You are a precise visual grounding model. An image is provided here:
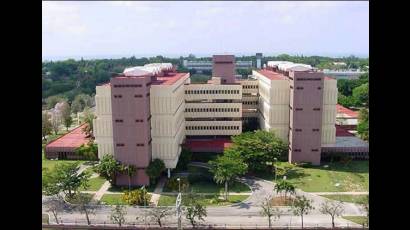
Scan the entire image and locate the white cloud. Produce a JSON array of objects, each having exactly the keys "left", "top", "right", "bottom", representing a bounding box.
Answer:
[{"left": 42, "top": 1, "right": 88, "bottom": 37}]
